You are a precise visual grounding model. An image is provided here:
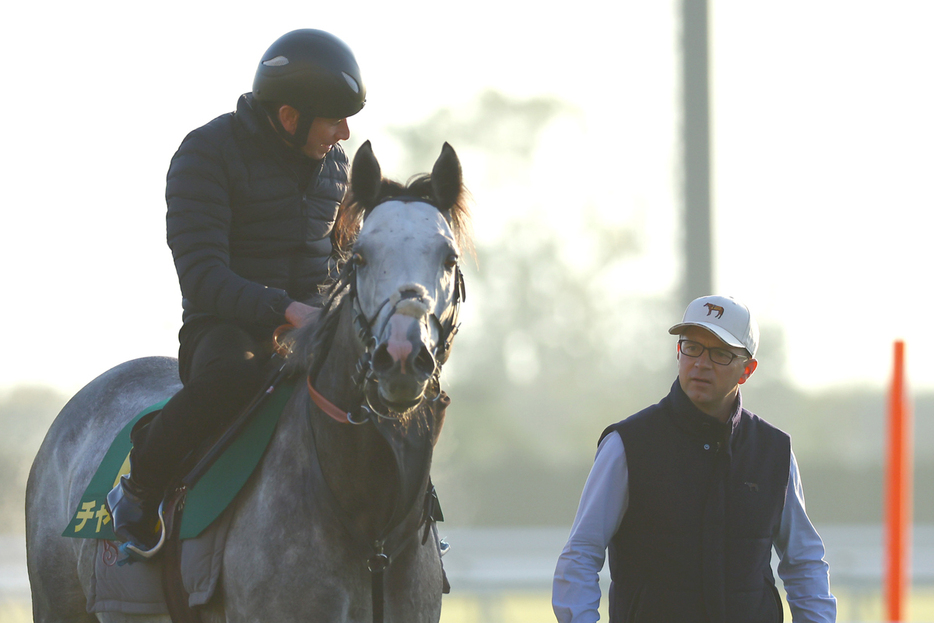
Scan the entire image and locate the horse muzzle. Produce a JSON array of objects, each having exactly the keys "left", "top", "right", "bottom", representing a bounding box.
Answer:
[{"left": 370, "top": 301, "right": 438, "bottom": 409}]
